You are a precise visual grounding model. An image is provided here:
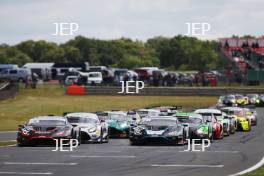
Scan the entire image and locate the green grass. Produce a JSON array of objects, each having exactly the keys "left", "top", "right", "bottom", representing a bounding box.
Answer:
[
  {"left": 0, "top": 140, "right": 17, "bottom": 146},
  {"left": 242, "top": 166, "right": 264, "bottom": 176},
  {"left": 0, "top": 84, "right": 217, "bottom": 131}
]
